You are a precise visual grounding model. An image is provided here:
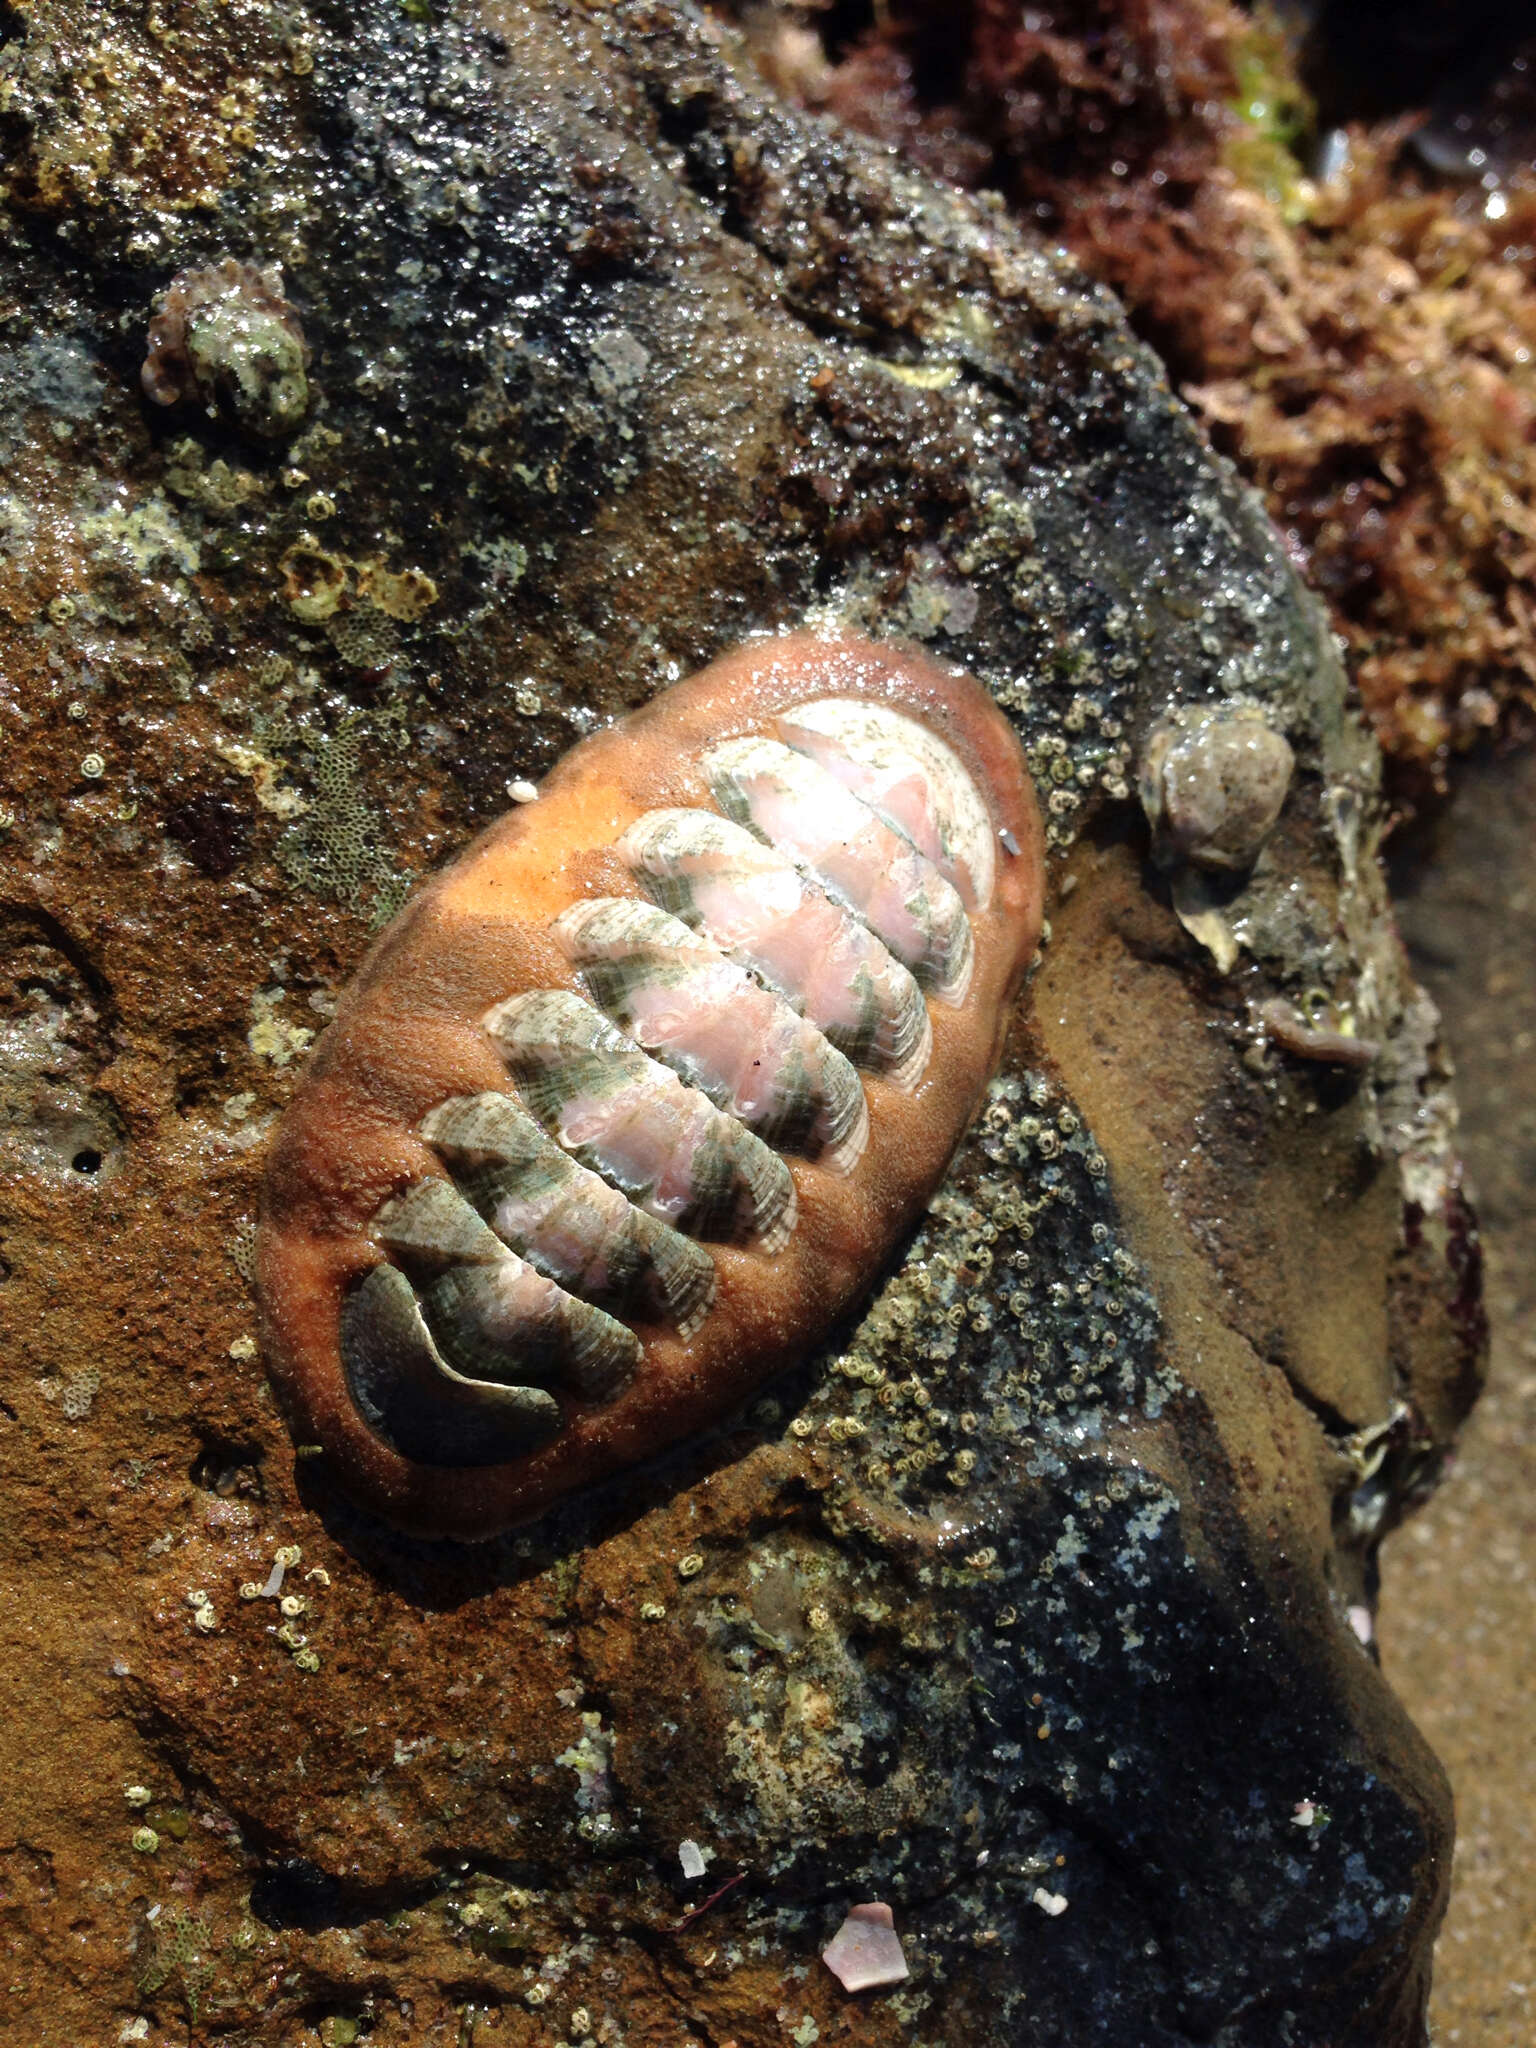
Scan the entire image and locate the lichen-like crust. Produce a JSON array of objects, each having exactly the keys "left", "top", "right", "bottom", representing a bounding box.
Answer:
[{"left": 255, "top": 631, "right": 1044, "bottom": 1538}]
